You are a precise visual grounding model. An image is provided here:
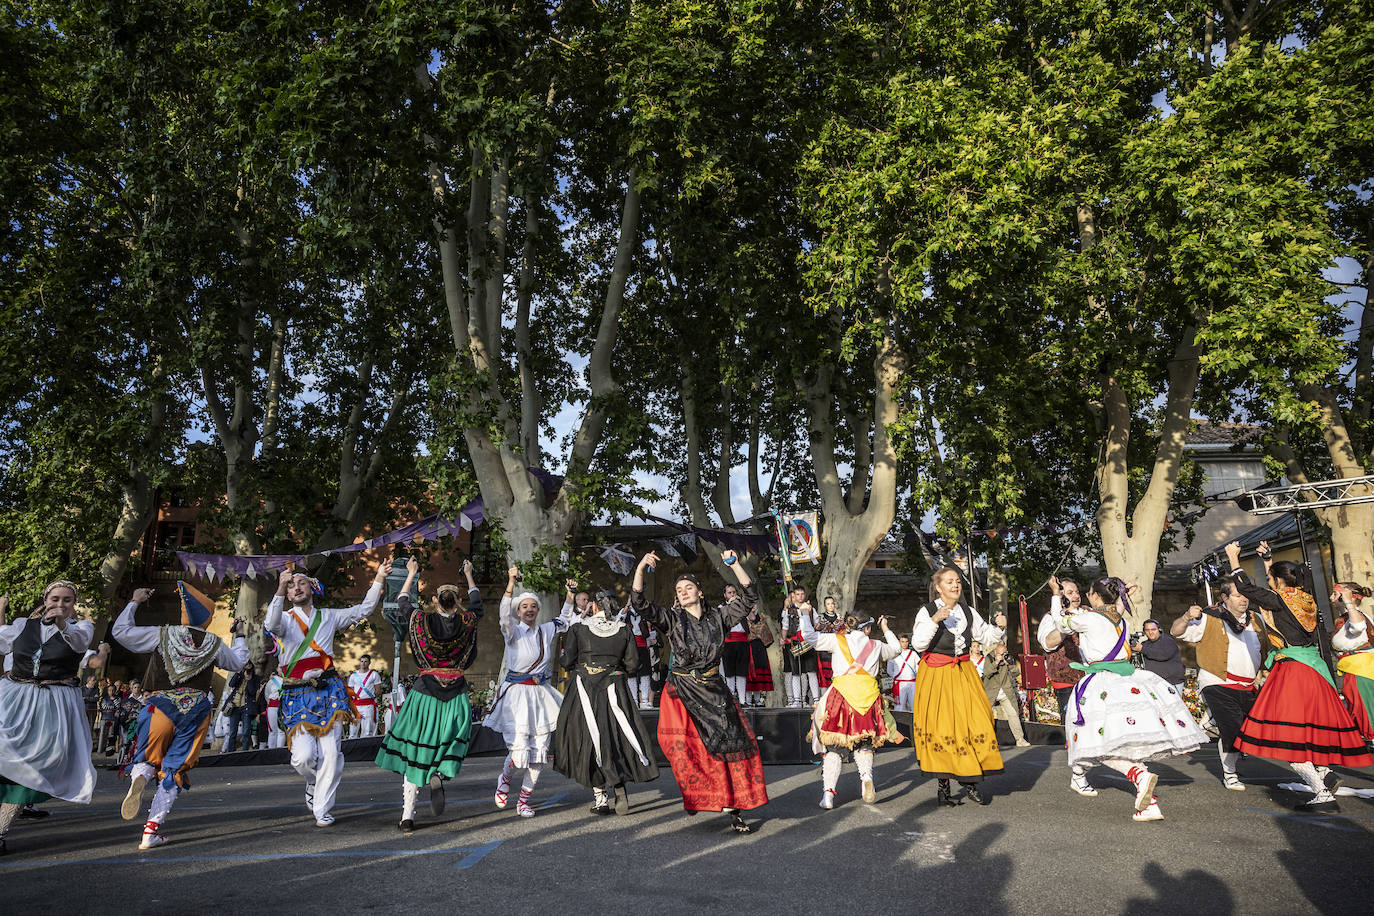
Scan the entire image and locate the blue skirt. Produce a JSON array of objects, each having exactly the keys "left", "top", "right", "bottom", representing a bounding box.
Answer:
[{"left": 280, "top": 673, "right": 355, "bottom": 745}]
